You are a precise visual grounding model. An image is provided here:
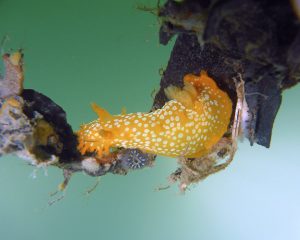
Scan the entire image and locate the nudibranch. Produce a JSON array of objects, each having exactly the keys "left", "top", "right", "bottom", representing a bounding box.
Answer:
[{"left": 77, "top": 71, "right": 232, "bottom": 159}]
